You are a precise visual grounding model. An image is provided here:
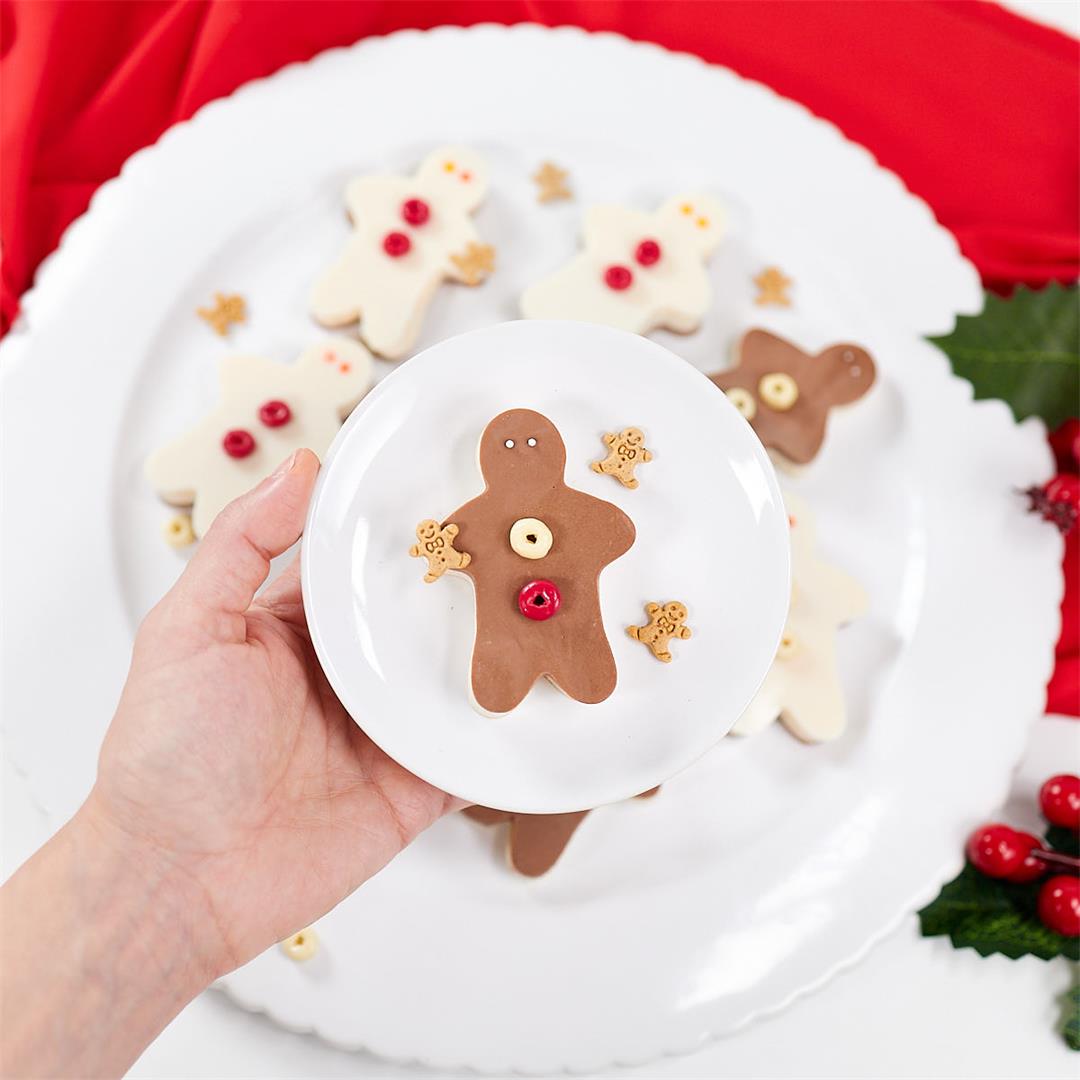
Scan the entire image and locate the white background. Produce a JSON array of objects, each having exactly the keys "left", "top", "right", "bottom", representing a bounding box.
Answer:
[{"left": 2, "top": 2, "right": 1077, "bottom": 1077}]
